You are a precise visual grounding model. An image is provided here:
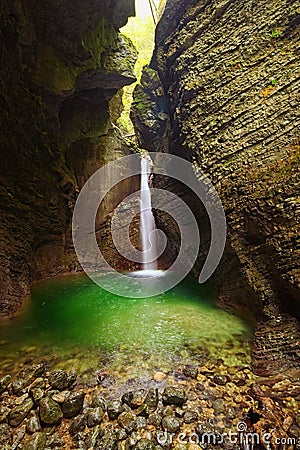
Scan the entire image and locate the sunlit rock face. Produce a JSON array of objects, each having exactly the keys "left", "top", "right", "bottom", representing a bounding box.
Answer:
[
  {"left": 132, "top": 0, "right": 300, "bottom": 375},
  {"left": 0, "top": 0, "right": 137, "bottom": 317}
]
